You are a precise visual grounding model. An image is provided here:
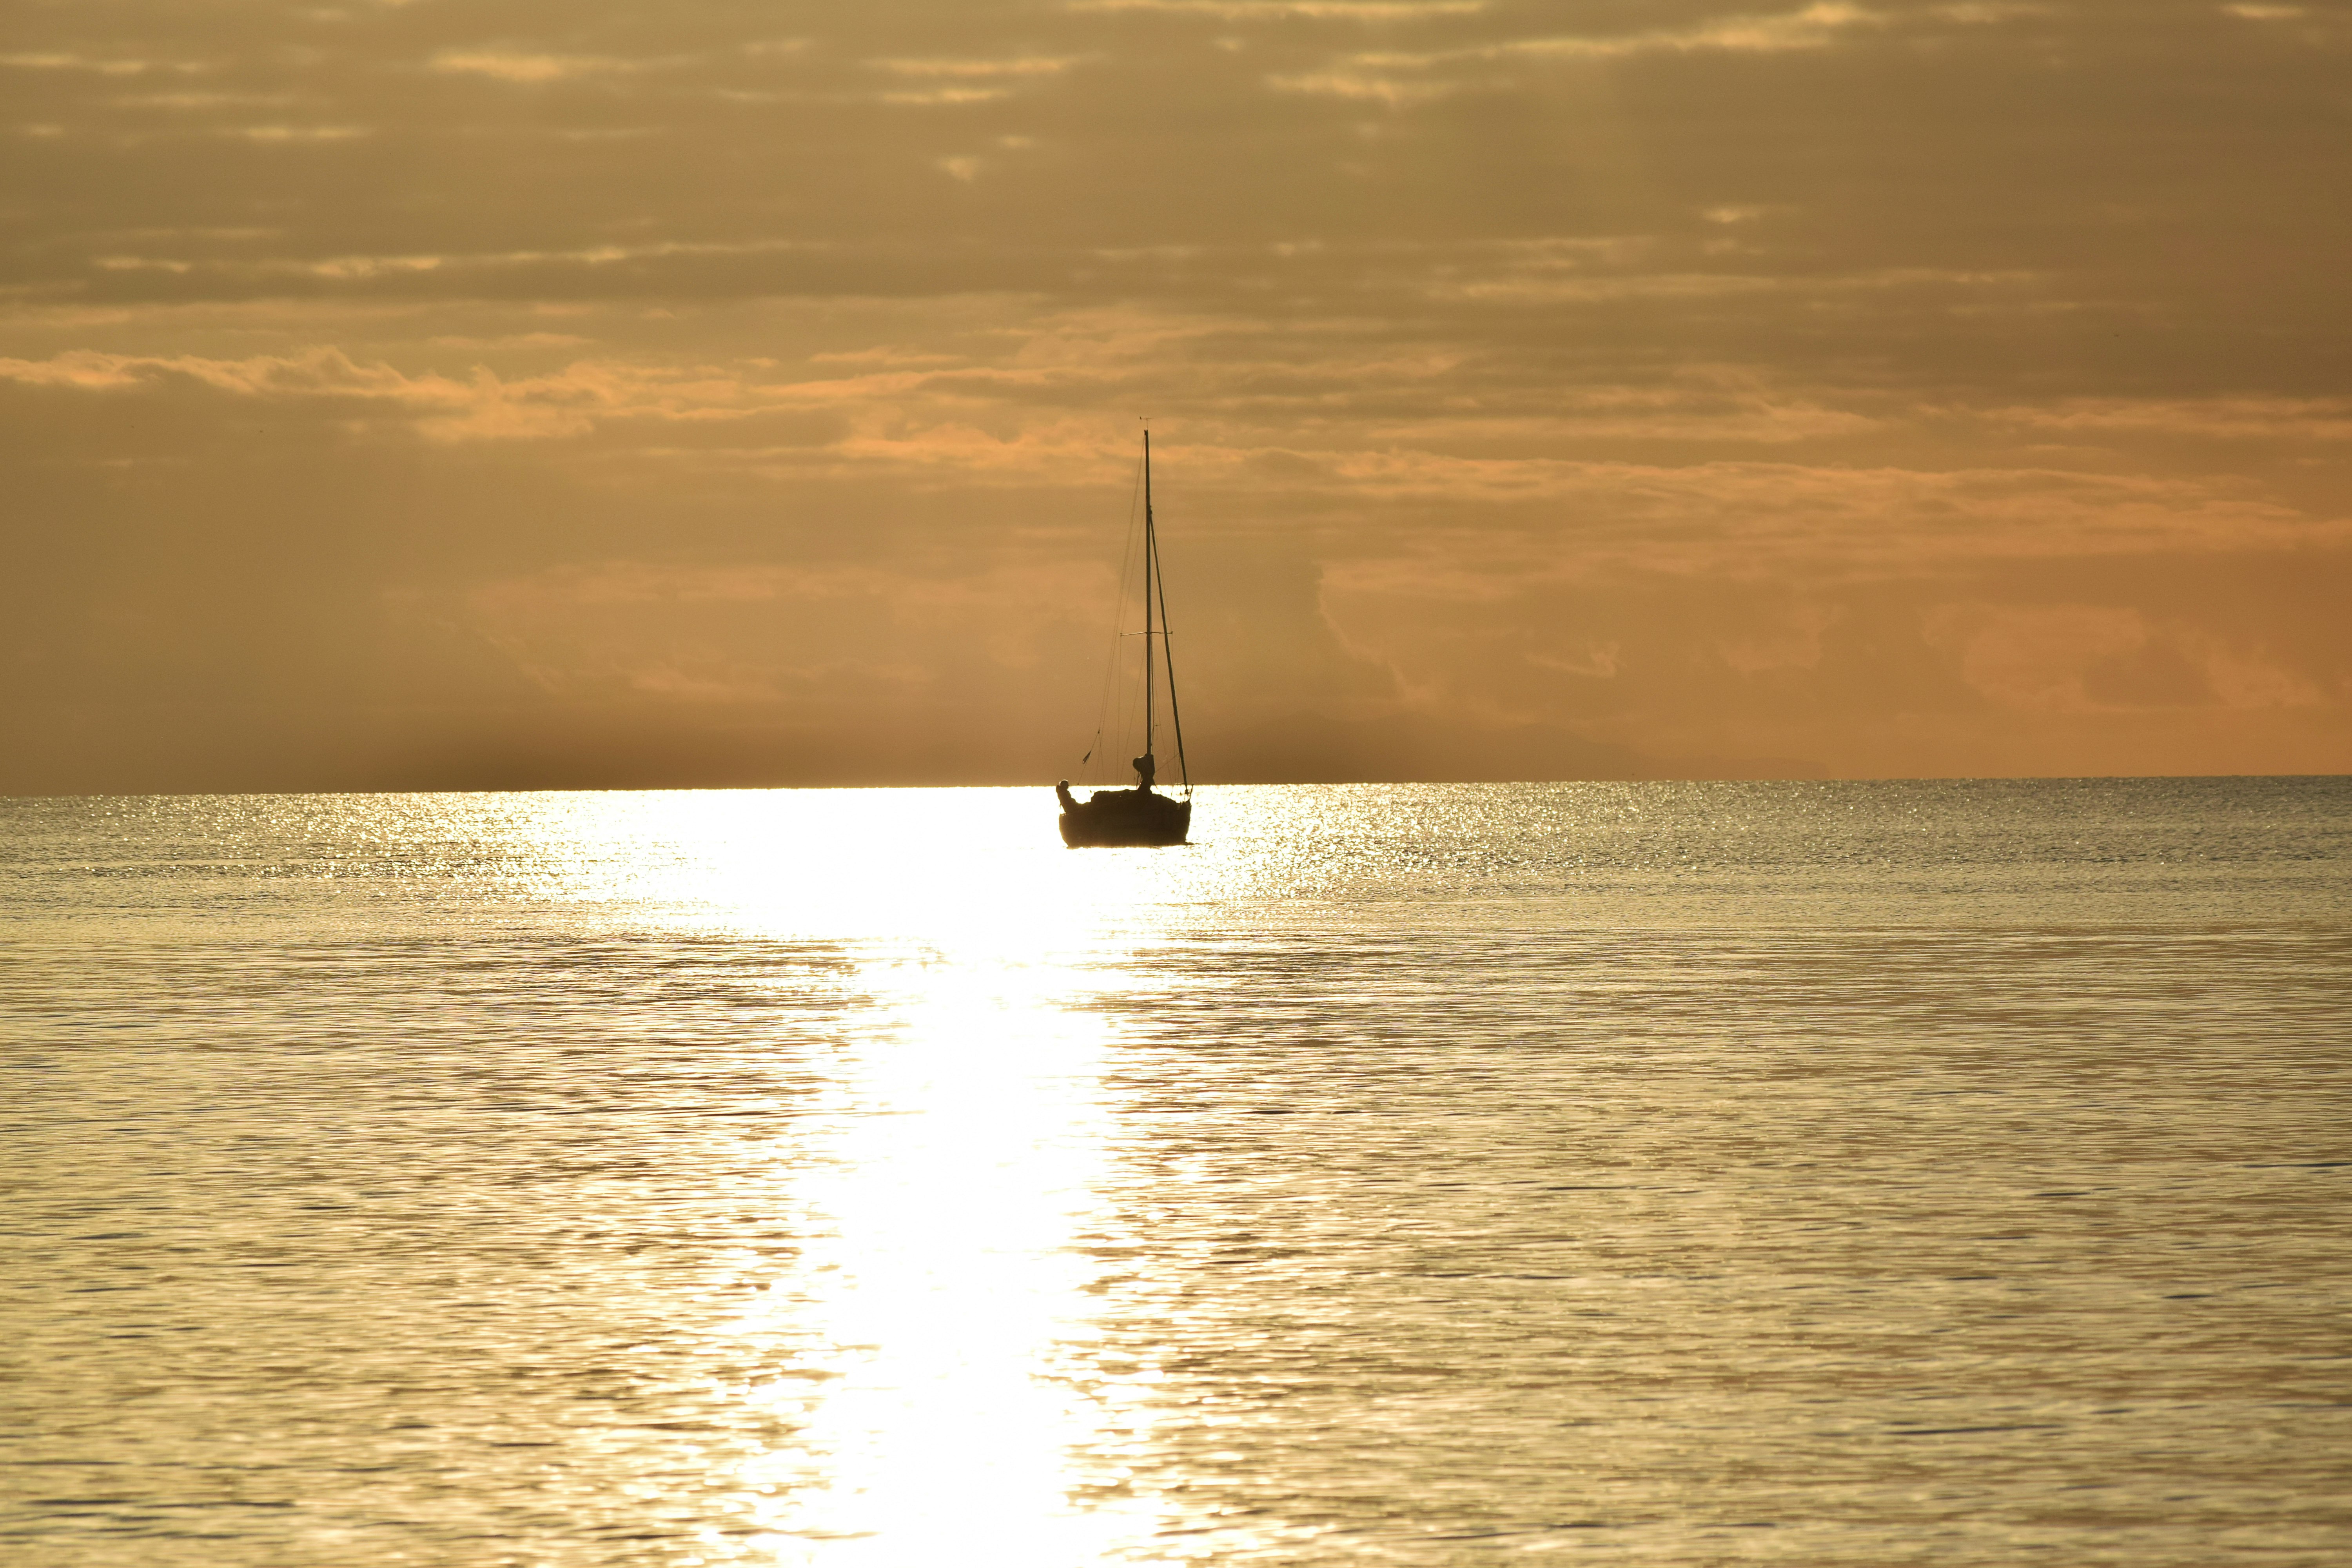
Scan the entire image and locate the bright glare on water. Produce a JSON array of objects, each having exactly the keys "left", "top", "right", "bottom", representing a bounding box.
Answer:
[{"left": 4, "top": 780, "right": 2349, "bottom": 1566}]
